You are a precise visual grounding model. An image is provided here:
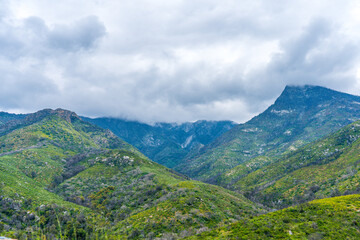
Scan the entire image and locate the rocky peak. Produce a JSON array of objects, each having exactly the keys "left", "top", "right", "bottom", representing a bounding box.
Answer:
[
  {"left": 272, "top": 85, "right": 360, "bottom": 110},
  {"left": 24, "top": 108, "right": 81, "bottom": 124}
]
